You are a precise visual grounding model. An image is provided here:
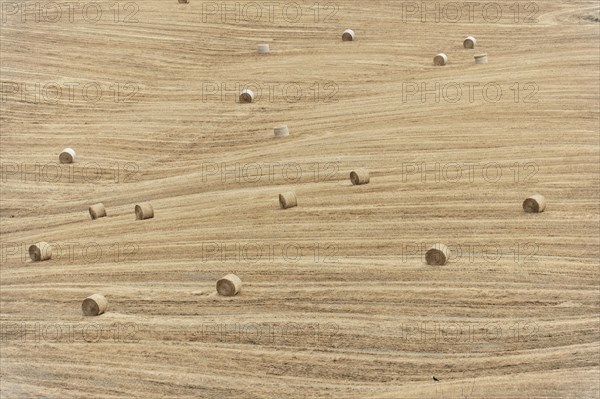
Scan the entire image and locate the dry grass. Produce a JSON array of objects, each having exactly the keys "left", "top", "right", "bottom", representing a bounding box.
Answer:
[{"left": 1, "top": 0, "right": 599, "bottom": 397}]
